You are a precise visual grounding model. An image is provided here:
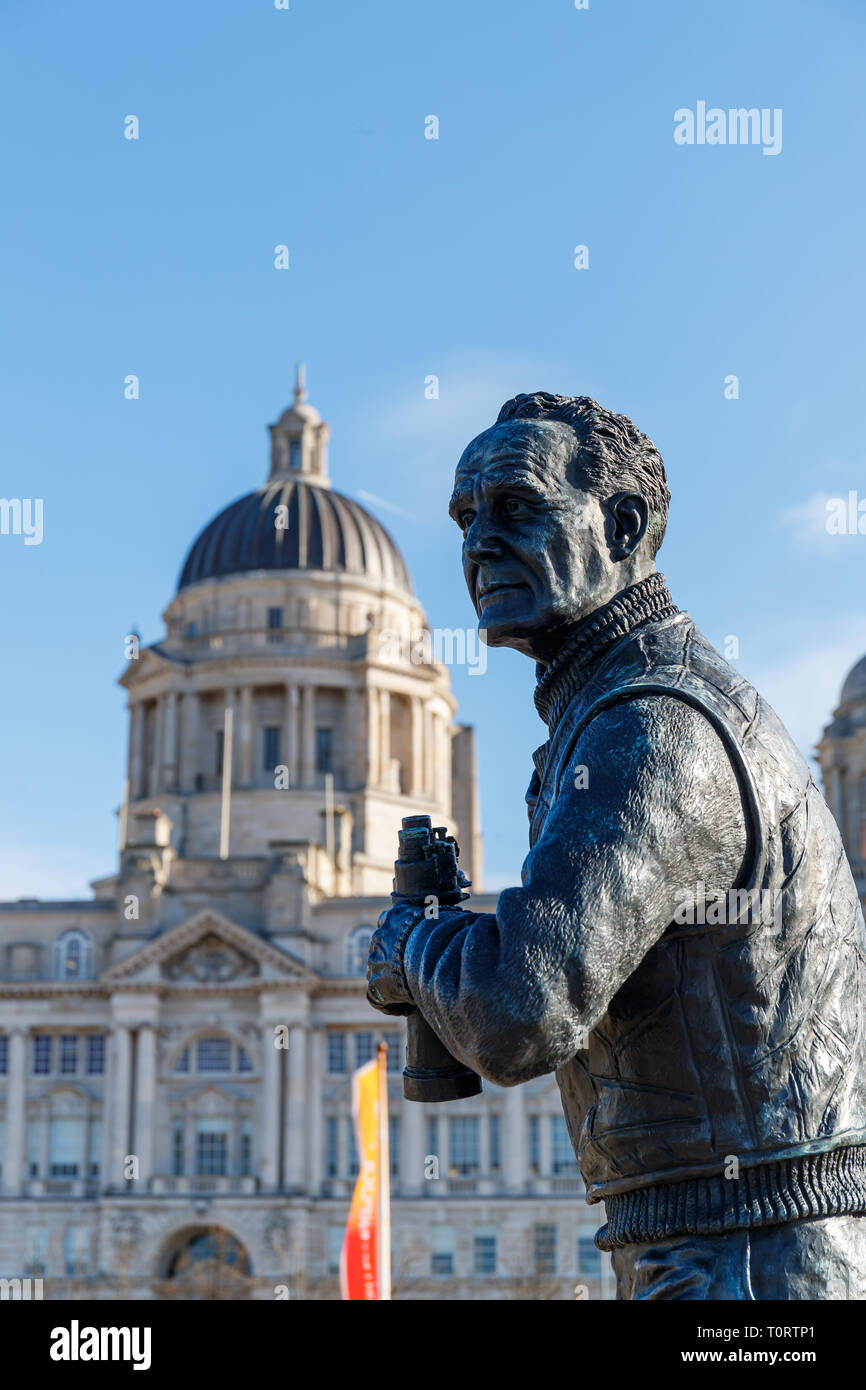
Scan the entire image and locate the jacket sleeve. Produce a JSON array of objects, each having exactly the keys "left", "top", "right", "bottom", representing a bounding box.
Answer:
[{"left": 402, "top": 694, "right": 748, "bottom": 1085}]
